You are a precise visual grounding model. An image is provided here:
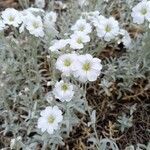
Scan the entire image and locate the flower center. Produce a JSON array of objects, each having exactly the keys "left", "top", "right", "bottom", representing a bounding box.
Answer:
[
  {"left": 9, "top": 16, "right": 14, "bottom": 22},
  {"left": 48, "top": 115, "right": 55, "bottom": 124},
  {"left": 82, "top": 62, "right": 91, "bottom": 71},
  {"left": 79, "top": 25, "right": 85, "bottom": 31},
  {"left": 105, "top": 25, "right": 111, "bottom": 32},
  {"left": 77, "top": 37, "right": 83, "bottom": 44},
  {"left": 32, "top": 22, "right": 39, "bottom": 29},
  {"left": 64, "top": 59, "right": 71, "bottom": 67},
  {"left": 61, "top": 83, "right": 68, "bottom": 91},
  {"left": 141, "top": 8, "right": 147, "bottom": 15}
]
